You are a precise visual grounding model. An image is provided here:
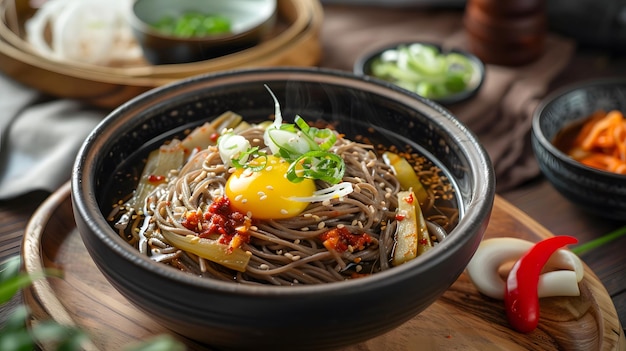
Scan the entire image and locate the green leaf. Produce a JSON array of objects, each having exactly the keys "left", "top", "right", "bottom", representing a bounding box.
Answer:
[
  {"left": 30, "top": 321, "right": 88, "bottom": 351},
  {"left": 0, "top": 256, "right": 20, "bottom": 283},
  {"left": 571, "top": 225, "right": 626, "bottom": 255},
  {"left": 123, "top": 335, "right": 186, "bottom": 351},
  {"left": 0, "top": 328, "right": 36, "bottom": 351},
  {"left": 1, "top": 305, "right": 29, "bottom": 333},
  {"left": 0, "top": 256, "right": 63, "bottom": 305}
]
